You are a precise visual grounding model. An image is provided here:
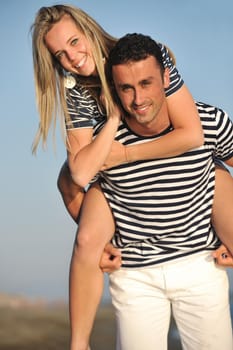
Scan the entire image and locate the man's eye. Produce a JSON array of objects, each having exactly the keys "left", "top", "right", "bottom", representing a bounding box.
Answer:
[
  {"left": 142, "top": 81, "right": 150, "bottom": 87},
  {"left": 122, "top": 86, "right": 131, "bottom": 92}
]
